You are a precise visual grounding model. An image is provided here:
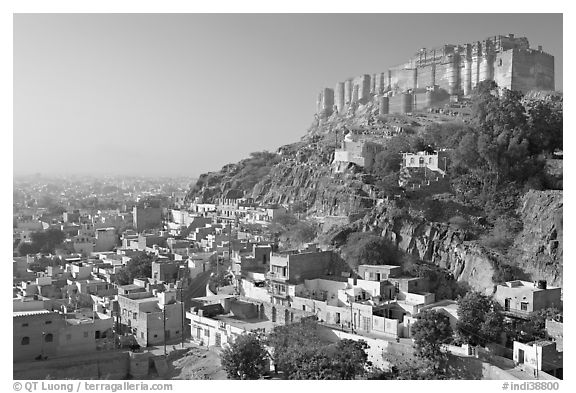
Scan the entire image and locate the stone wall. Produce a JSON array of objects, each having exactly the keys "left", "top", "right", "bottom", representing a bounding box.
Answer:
[
  {"left": 13, "top": 351, "right": 130, "bottom": 379},
  {"left": 316, "top": 34, "right": 555, "bottom": 116}
]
